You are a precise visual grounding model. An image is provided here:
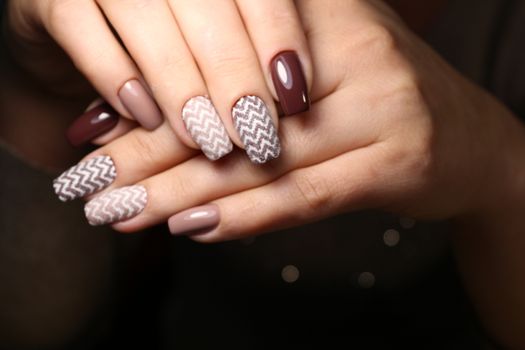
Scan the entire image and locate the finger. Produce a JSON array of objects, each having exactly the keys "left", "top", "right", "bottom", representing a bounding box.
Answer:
[
  {"left": 65, "top": 98, "right": 138, "bottom": 147},
  {"left": 169, "top": 0, "right": 281, "bottom": 164},
  {"left": 96, "top": 0, "right": 233, "bottom": 161},
  {"left": 91, "top": 118, "right": 137, "bottom": 146},
  {"left": 55, "top": 0, "right": 352, "bottom": 201},
  {"left": 66, "top": 101, "right": 120, "bottom": 147},
  {"left": 171, "top": 147, "right": 380, "bottom": 242},
  {"left": 235, "top": 0, "right": 312, "bottom": 115},
  {"left": 91, "top": 90, "right": 378, "bottom": 230},
  {"left": 39, "top": 0, "right": 162, "bottom": 129},
  {"left": 52, "top": 121, "right": 197, "bottom": 202}
]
